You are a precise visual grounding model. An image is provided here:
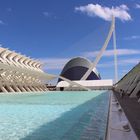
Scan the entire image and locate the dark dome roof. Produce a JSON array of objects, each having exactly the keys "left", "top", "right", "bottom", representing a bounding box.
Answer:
[{"left": 58, "top": 57, "right": 101, "bottom": 82}]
